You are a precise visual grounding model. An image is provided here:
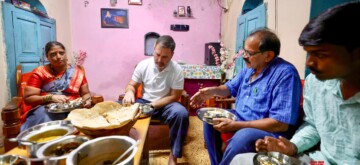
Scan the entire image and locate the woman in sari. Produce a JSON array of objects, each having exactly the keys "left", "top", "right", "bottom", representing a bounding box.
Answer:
[{"left": 20, "top": 41, "right": 92, "bottom": 131}]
